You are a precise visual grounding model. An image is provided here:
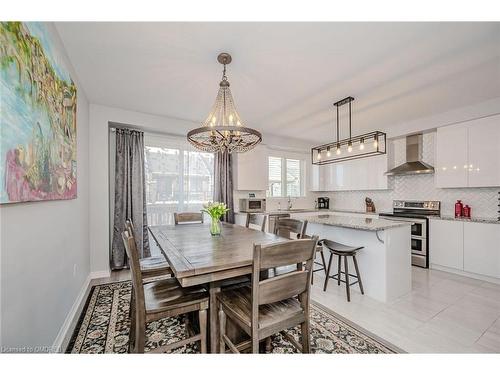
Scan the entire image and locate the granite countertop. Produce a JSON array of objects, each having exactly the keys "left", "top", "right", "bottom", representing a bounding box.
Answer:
[
  {"left": 304, "top": 214, "right": 412, "bottom": 231},
  {"left": 429, "top": 216, "right": 500, "bottom": 225},
  {"left": 238, "top": 208, "right": 384, "bottom": 216}
]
